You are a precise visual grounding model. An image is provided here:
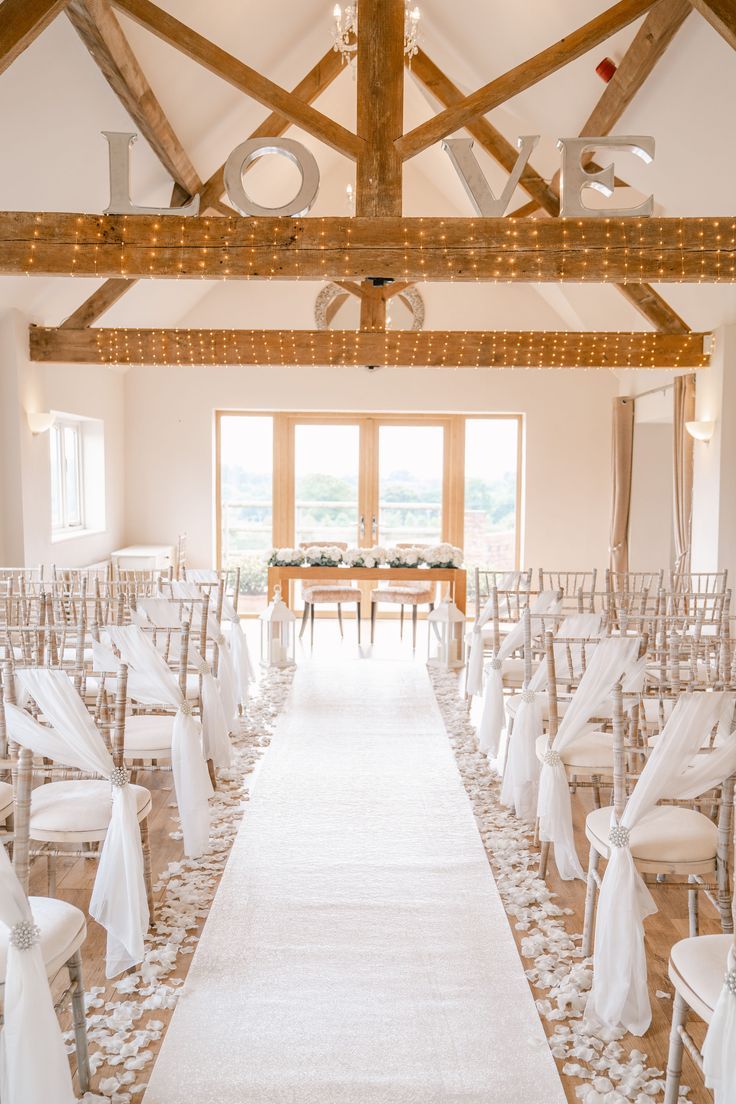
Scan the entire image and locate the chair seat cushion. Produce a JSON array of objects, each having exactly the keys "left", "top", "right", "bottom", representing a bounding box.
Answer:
[
  {"left": 586, "top": 804, "right": 718, "bottom": 867},
  {"left": 0, "top": 896, "right": 86, "bottom": 988},
  {"left": 535, "top": 729, "right": 612, "bottom": 772},
  {"left": 31, "top": 779, "right": 152, "bottom": 843},
  {"left": 303, "top": 586, "right": 361, "bottom": 603},
  {"left": 124, "top": 714, "right": 174, "bottom": 759},
  {"left": 372, "top": 586, "right": 433, "bottom": 605},
  {"left": 0, "top": 781, "right": 13, "bottom": 821},
  {"left": 669, "top": 934, "right": 731, "bottom": 1023}
]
